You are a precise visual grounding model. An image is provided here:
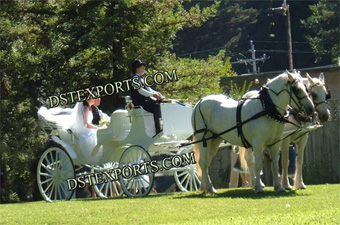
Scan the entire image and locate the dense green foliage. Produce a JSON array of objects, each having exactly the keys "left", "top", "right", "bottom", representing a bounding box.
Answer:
[
  {"left": 1, "top": 184, "right": 339, "bottom": 224},
  {"left": 228, "top": 80, "right": 253, "bottom": 100},
  {"left": 0, "top": 0, "right": 227, "bottom": 203},
  {"left": 302, "top": 0, "right": 339, "bottom": 64},
  {"left": 155, "top": 51, "right": 236, "bottom": 103}
]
